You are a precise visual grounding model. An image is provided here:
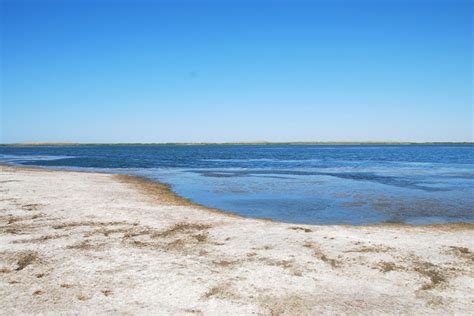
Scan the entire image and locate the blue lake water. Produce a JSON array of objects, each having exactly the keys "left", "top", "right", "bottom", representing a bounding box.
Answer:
[{"left": 1, "top": 144, "right": 473, "bottom": 225}]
